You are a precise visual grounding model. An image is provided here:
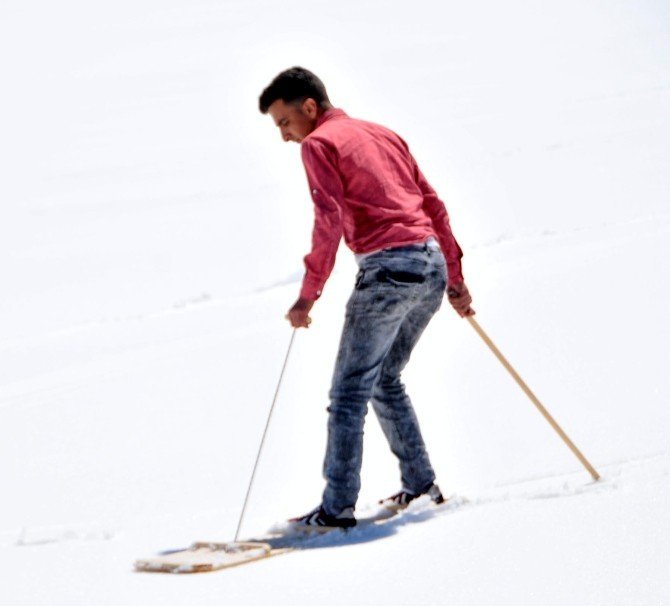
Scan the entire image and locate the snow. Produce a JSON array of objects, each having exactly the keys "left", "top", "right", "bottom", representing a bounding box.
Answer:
[{"left": 1, "top": 0, "right": 670, "bottom": 603}]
